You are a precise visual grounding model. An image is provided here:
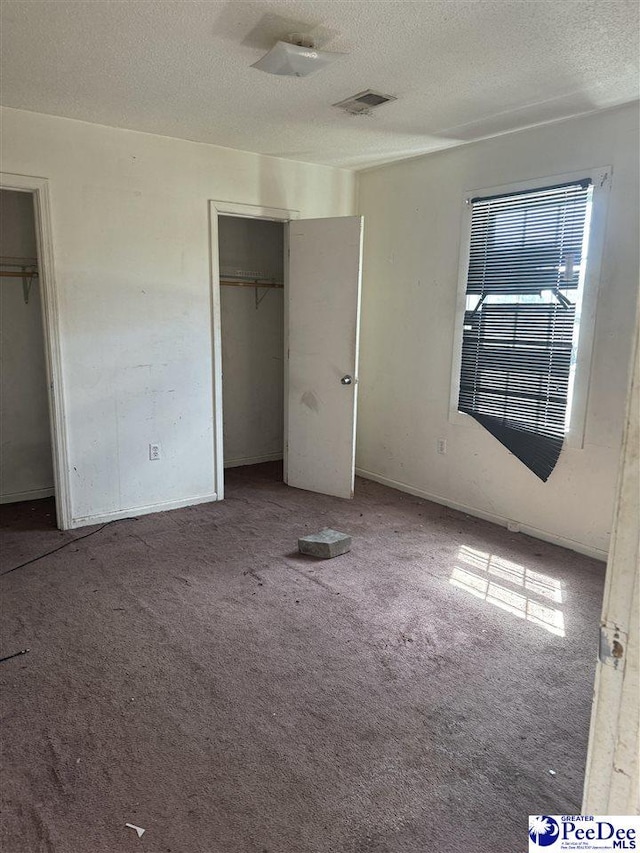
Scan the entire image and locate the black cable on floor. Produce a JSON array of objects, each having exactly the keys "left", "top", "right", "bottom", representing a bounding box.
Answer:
[
  {"left": 1, "top": 523, "right": 112, "bottom": 576},
  {"left": 0, "top": 649, "right": 29, "bottom": 663}
]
